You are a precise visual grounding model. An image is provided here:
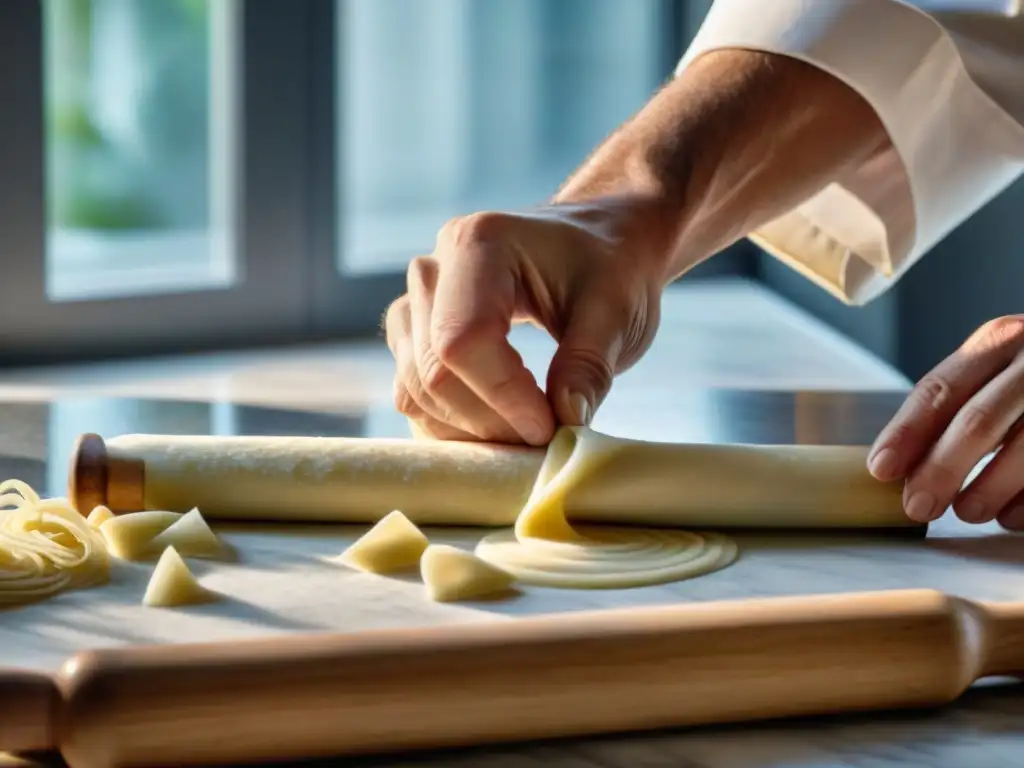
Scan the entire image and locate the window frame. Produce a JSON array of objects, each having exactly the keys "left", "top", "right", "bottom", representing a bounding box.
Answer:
[
  {"left": 307, "top": 0, "right": 407, "bottom": 338},
  {"left": 0, "top": 0, "right": 719, "bottom": 365},
  {"left": 0, "top": 0, "right": 317, "bottom": 364}
]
